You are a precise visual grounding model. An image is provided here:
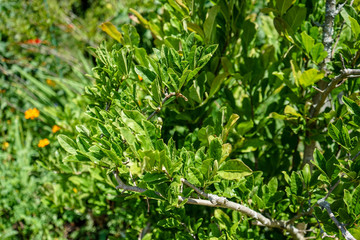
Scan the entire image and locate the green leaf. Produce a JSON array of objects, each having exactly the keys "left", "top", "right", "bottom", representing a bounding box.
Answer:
[
  {"left": 203, "top": 5, "right": 220, "bottom": 44},
  {"left": 217, "top": 159, "right": 252, "bottom": 180},
  {"left": 143, "top": 173, "right": 168, "bottom": 183},
  {"left": 209, "top": 72, "right": 228, "bottom": 98},
  {"left": 349, "top": 16, "right": 360, "bottom": 39},
  {"left": 98, "top": 122, "right": 111, "bottom": 138},
  {"left": 268, "top": 191, "right": 285, "bottom": 204},
  {"left": 220, "top": 144, "right": 232, "bottom": 164},
  {"left": 76, "top": 125, "right": 91, "bottom": 137},
  {"left": 276, "top": 0, "right": 295, "bottom": 15},
  {"left": 76, "top": 136, "right": 90, "bottom": 152},
  {"left": 208, "top": 138, "right": 222, "bottom": 161},
  {"left": 290, "top": 172, "right": 302, "bottom": 195},
  {"left": 214, "top": 209, "right": 232, "bottom": 231},
  {"left": 241, "top": 20, "right": 256, "bottom": 50},
  {"left": 151, "top": 78, "right": 162, "bottom": 104},
  {"left": 353, "top": 185, "right": 360, "bottom": 215},
  {"left": 310, "top": 43, "right": 328, "bottom": 64},
  {"left": 221, "top": 114, "right": 240, "bottom": 142},
  {"left": 302, "top": 164, "right": 311, "bottom": 186},
  {"left": 301, "top": 31, "right": 314, "bottom": 54},
  {"left": 284, "top": 105, "right": 302, "bottom": 117},
  {"left": 58, "top": 134, "right": 77, "bottom": 155},
  {"left": 344, "top": 189, "right": 352, "bottom": 213},
  {"left": 343, "top": 96, "right": 360, "bottom": 117},
  {"left": 187, "top": 22, "right": 205, "bottom": 39},
  {"left": 328, "top": 123, "right": 340, "bottom": 143},
  {"left": 135, "top": 65, "right": 157, "bottom": 83},
  {"left": 120, "top": 127, "right": 137, "bottom": 152},
  {"left": 139, "top": 150, "right": 160, "bottom": 170},
  {"left": 312, "top": 149, "right": 328, "bottom": 178},
  {"left": 100, "top": 22, "right": 124, "bottom": 44},
  {"left": 298, "top": 69, "right": 324, "bottom": 88},
  {"left": 283, "top": 6, "right": 306, "bottom": 32},
  {"left": 268, "top": 178, "right": 278, "bottom": 196},
  {"left": 142, "top": 190, "right": 164, "bottom": 201},
  {"left": 187, "top": 167, "right": 204, "bottom": 186},
  {"left": 121, "top": 24, "right": 140, "bottom": 46},
  {"left": 197, "top": 45, "right": 218, "bottom": 68}
]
